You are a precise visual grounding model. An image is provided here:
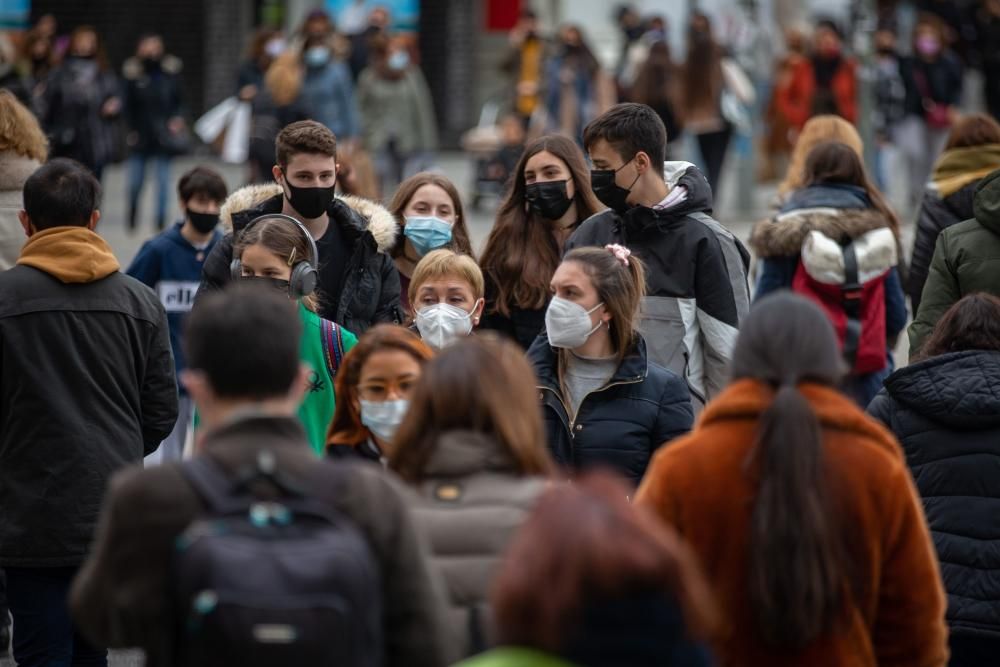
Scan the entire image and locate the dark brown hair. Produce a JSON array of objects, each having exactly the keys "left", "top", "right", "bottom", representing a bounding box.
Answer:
[
  {"left": 67, "top": 25, "right": 110, "bottom": 71},
  {"left": 326, "top": 325, "right": 434, "bottom": 449},
  {"left": 233, "top": 215, "right": 321, "bottom": 311},
  {"left": 388, "top": 172, "right": 474, "bottom": 258},
  {"left": 247, "top": 28, "right": 280, "bottom": 62},
  {"left": 631, "top": 41, "right": 680, "bottom": 113},
  {"left": 730, "top": 292, "right": 849, "bottom": 648},
  {"left": 480, "top": 135, "right": 603, "bottom": 316},
  {"left": 492, "top": 473, "right": 717, "bottom": 653},
  {"left": 276, "top": 120, "right": 337, "bottom": 167},
  {"left": 680, "top": 13, "right": 723, "bottom": 126},
  {"left": 945, "top": 113, "right": 1000, "bottom": 150},
  {"left": 919, "top": 293, "right": 1000, "bottom": 359},
  {"left": 583, "top": 103, "right": 668, "bottom": 174},
  {"left": 388, "top": 335, "right": 553, "bottom": 482},
  {"left": 803, "top": 140, "right": 901, "bottom": 239}
]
